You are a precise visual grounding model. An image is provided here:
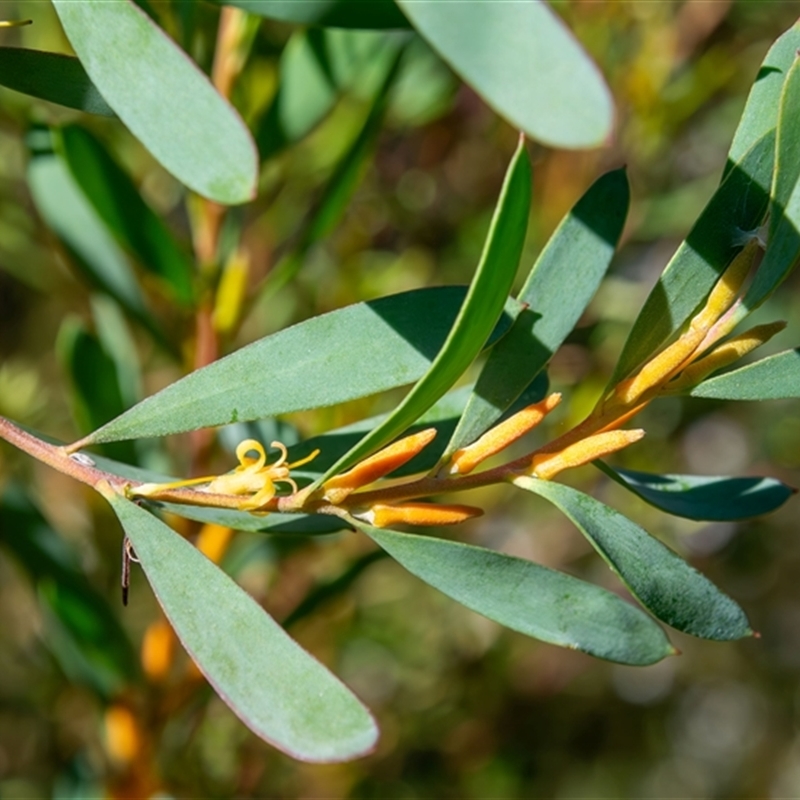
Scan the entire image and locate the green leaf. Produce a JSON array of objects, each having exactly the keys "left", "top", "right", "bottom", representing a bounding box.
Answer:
[
  {"left": 52, "top": 0, "right": 257, "bottom": 204},
  {"left": 267, "top": 43, "right": 405, "bottom": 292},
  {"left": 395, "top": 0, "right": 612, "bottom": 148},
  {"left": 81, "top": 285, "right": 516, "bottom": 444},
  {"left": 26, "top": 130, "right": 168, "bottom": 347},
  {"left": 689, "top": 348, "right": 800, "bottom": 400},
  {"left": 56, "top": 318, "right": 138, "bottom": 465},
  {"left": 447, "top": 168, "right": 629, "bottom": 454},
  {"left": 611, "top": 131, "right": 775, "bottom": 384},
  {"left": 726, "top": 21, "right": 800, "bottom": 172},
  {"left": 516, "top": 477, "right": 752, "bottom": 640},
  {"left": 742, "top": 57, "right": 800, "bottom": 312},
  {"left": 0, "top": 47, "right": 114, "bottom": 115},
  {"left": 58, "top": 125, "right": 194, "bottom": 306},
  {"left": 316, "top": 137, "right": 531, "bottom": 483},
  {"left": 106, "top": 493, "right": 378, "bottom": 762},
  {"left": 0, "top": 486, "right": 137, "bottom": 696},
  {"left": 206, "top": 0, "right": 410, "bottom": 29},
  {"left": 596, "top": 462, "right": 794, "bottom": 521},
  {"left": 354, "top": 522, "right": 674, "bottom": 666}
]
